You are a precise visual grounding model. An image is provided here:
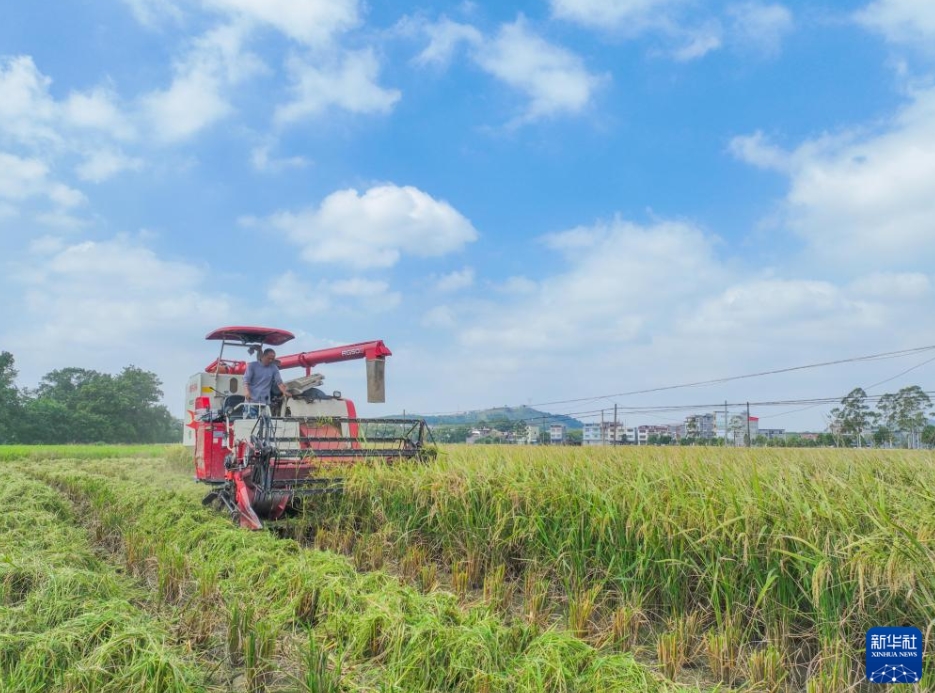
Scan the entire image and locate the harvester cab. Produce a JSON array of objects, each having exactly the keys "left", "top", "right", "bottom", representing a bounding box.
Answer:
[{"left": 185, "top": 326, "right": 433, "bottom": 529}]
